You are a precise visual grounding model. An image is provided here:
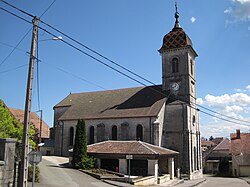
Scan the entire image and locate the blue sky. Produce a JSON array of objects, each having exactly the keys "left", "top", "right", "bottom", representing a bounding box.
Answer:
[{"left": 0, "top": 0, "right": 250, "bottom": 138}]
